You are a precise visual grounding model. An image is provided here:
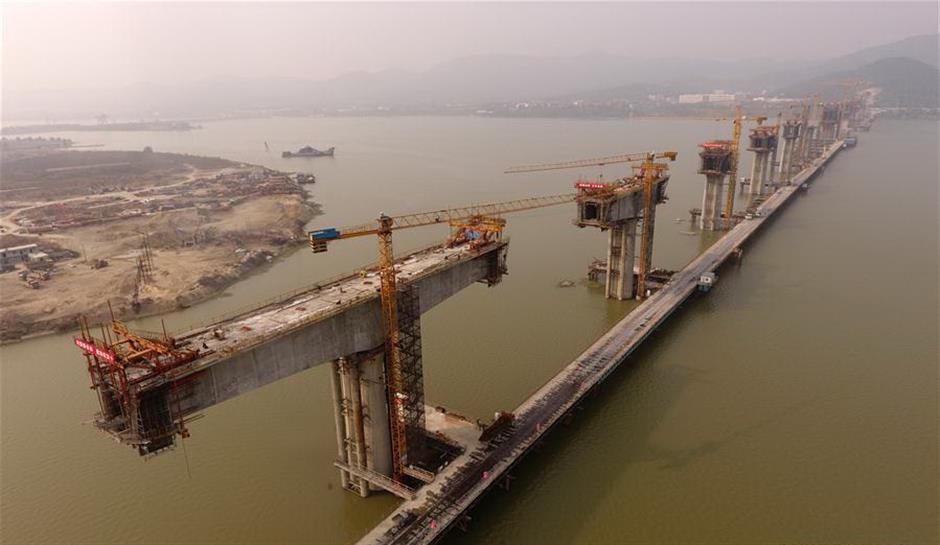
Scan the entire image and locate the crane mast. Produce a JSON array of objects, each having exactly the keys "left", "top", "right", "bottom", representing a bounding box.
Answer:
[
  {"left": 635, "top": 155, "right": 672, "bottom": 299},
  {"left": 309, "top": 192, "right": 576, "bottom": 482},
  {"left": 768, "top": 112, "right": 782, "bottom": 186},
  {"left": 374, "top": 215, "right": 408, "bottom": 476},
  {"left": 723, "top": 106, "right": 743, "bottom": 227}
]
